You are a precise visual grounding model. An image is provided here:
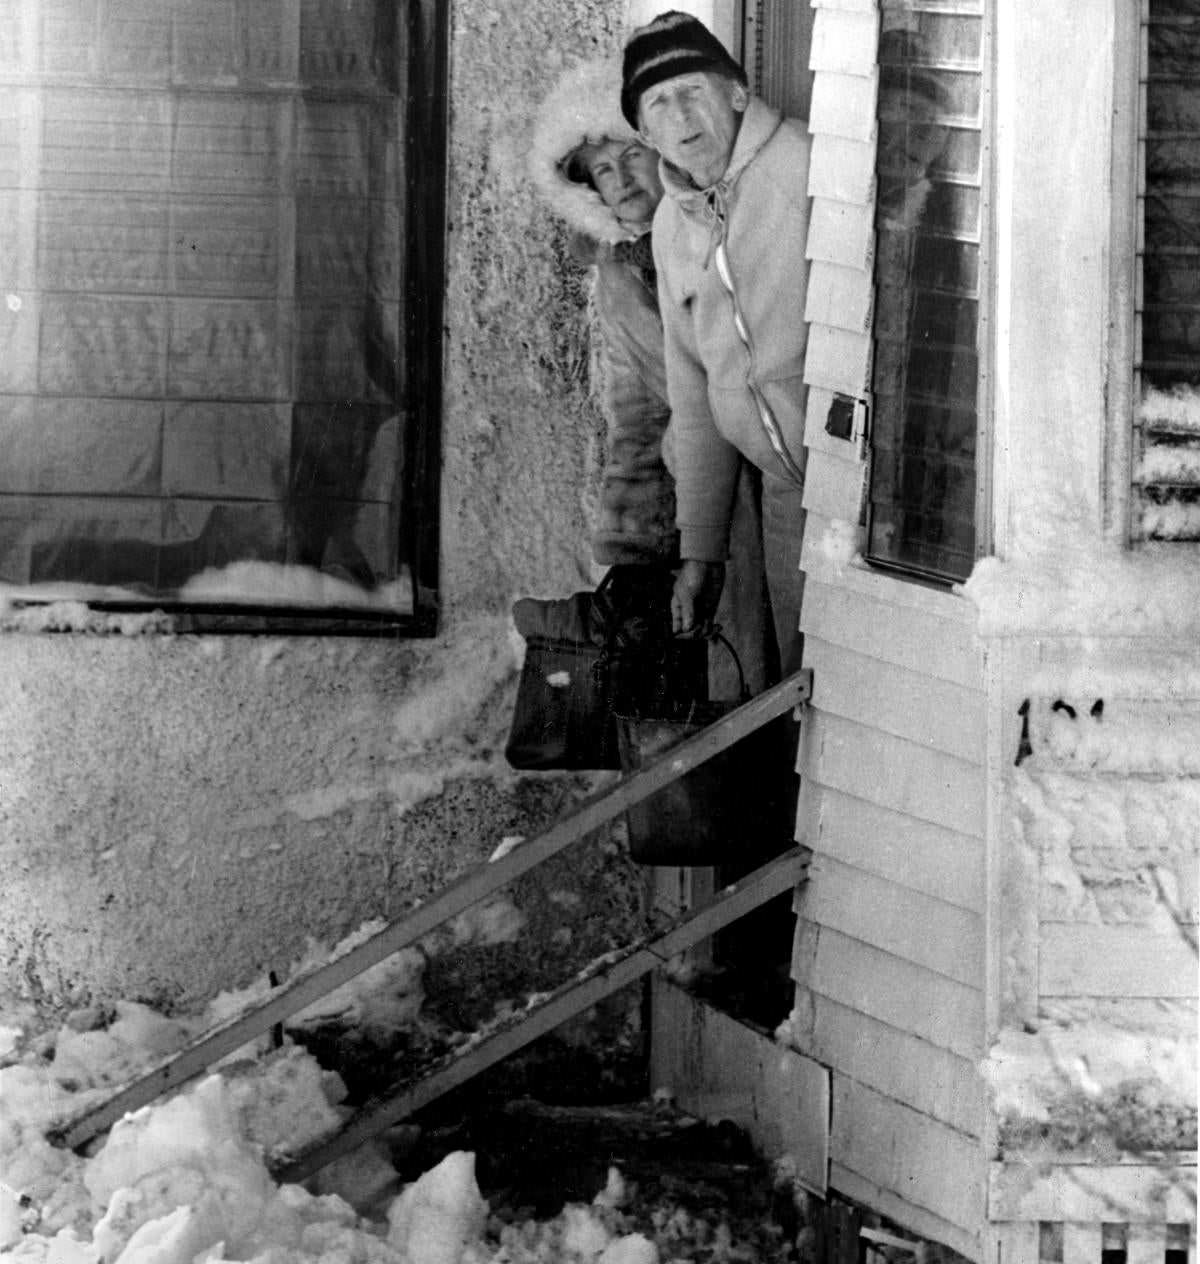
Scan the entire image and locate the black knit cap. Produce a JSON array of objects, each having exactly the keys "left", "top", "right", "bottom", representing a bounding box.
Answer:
[{"left": 621, "top": 11, "right": 748, "bottom": 127}]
